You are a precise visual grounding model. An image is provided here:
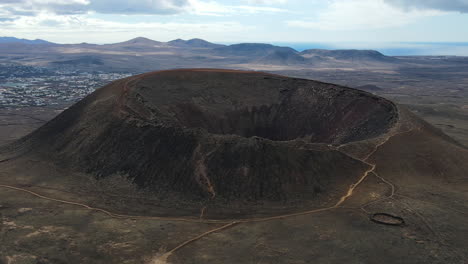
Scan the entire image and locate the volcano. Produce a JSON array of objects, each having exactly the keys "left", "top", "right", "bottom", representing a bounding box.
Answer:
[
  {"left": 4, "top": 69, "right": 398, "bottom": 201},
  {"left": 2, "top": 69, "right": 466, "bottom": 205}
]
